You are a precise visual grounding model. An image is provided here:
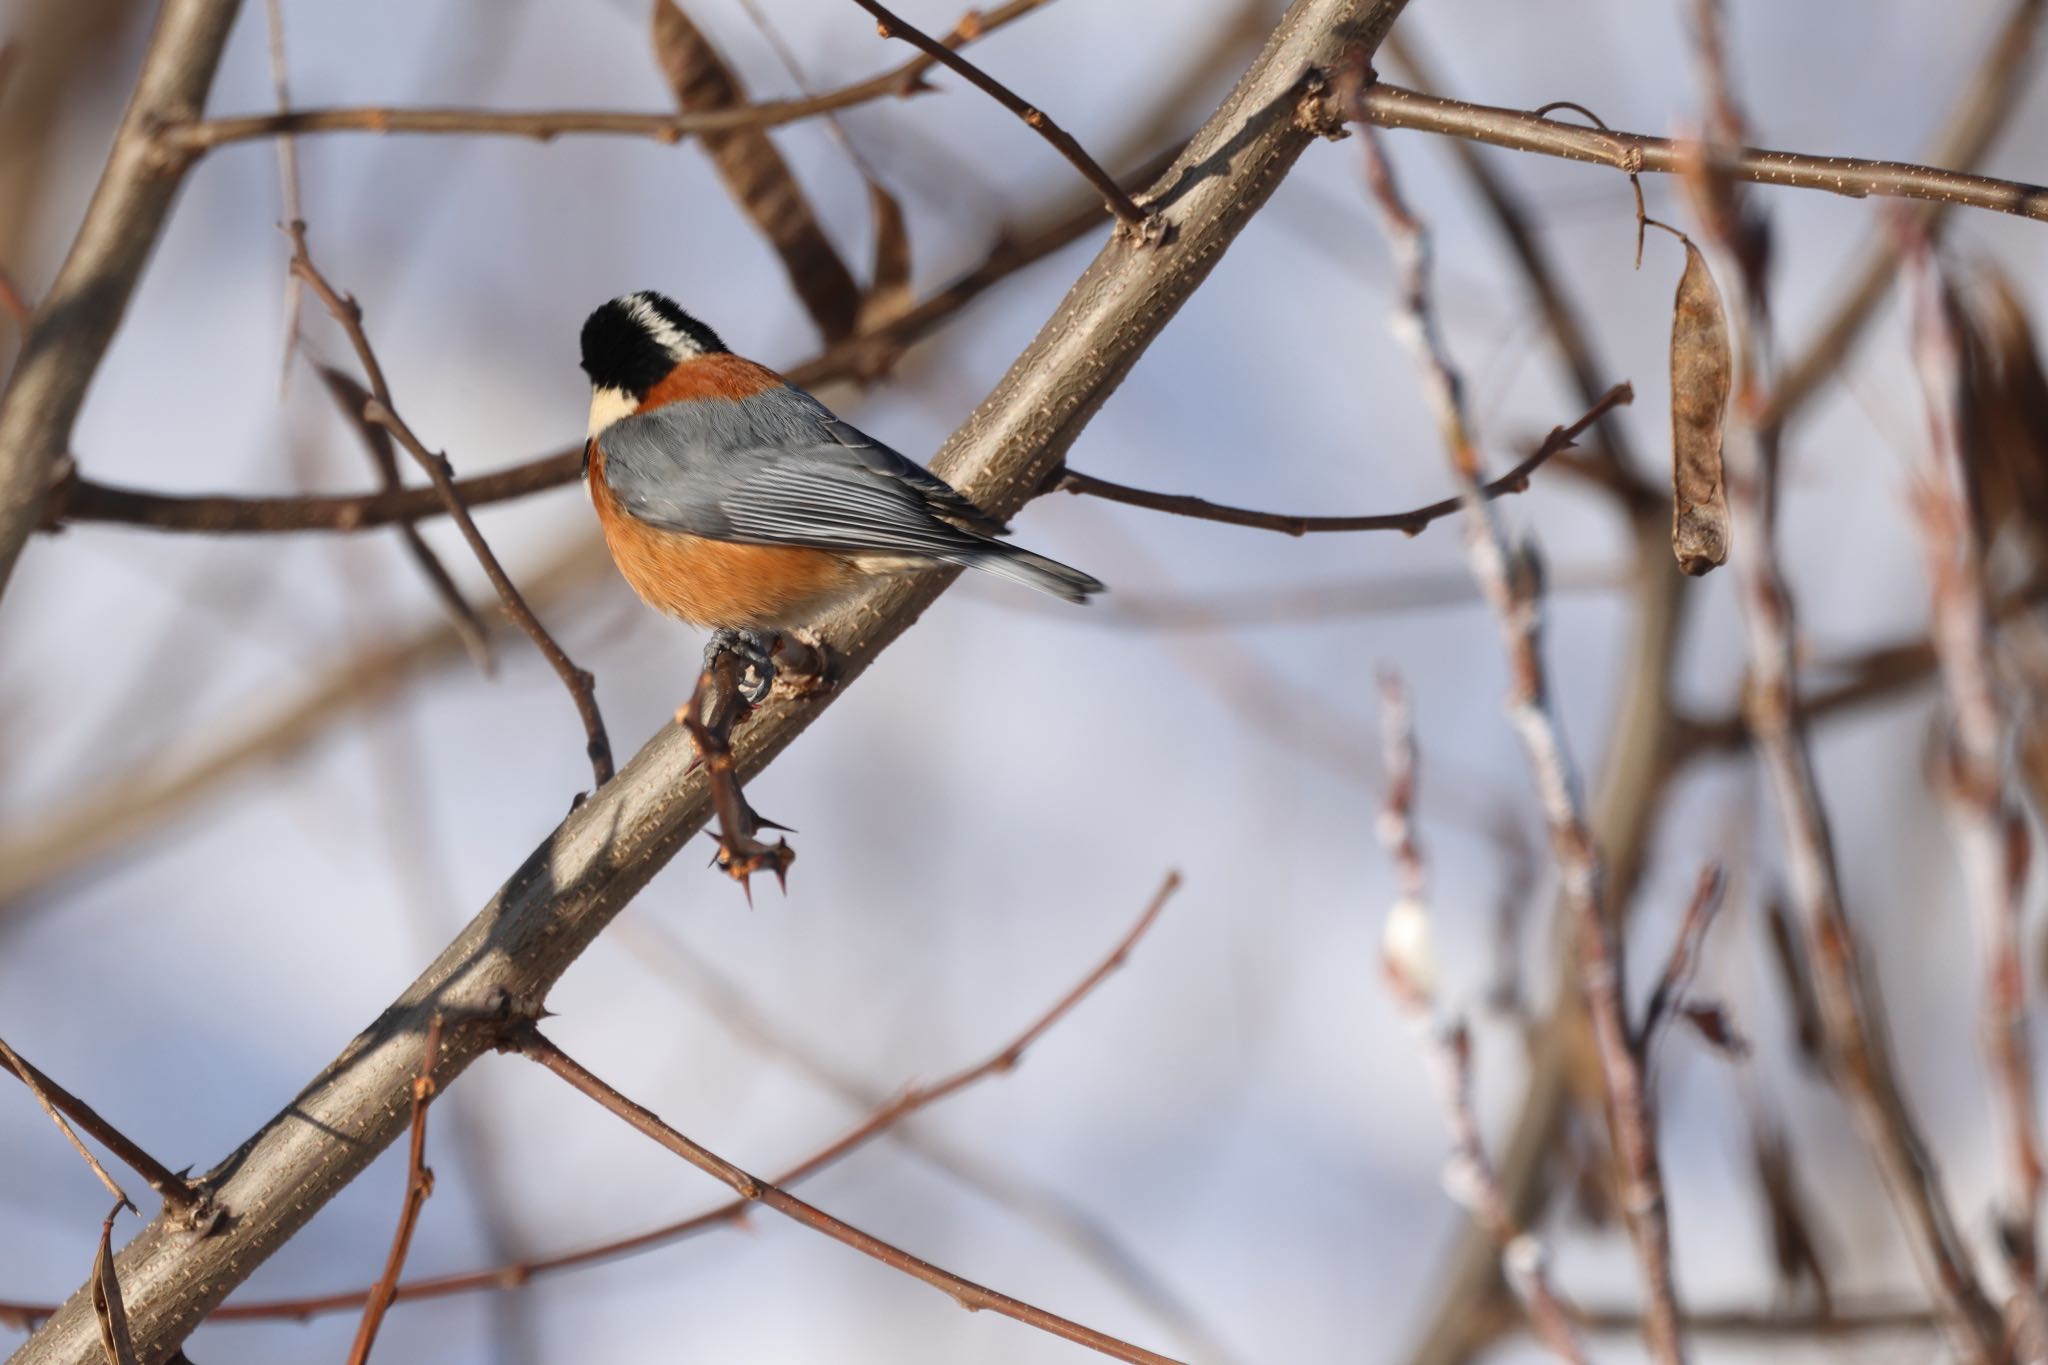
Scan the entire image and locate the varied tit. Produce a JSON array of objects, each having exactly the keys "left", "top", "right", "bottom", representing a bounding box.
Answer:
[{"left": 578, "top": 291, "right": 1104, "bottom": 702}]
